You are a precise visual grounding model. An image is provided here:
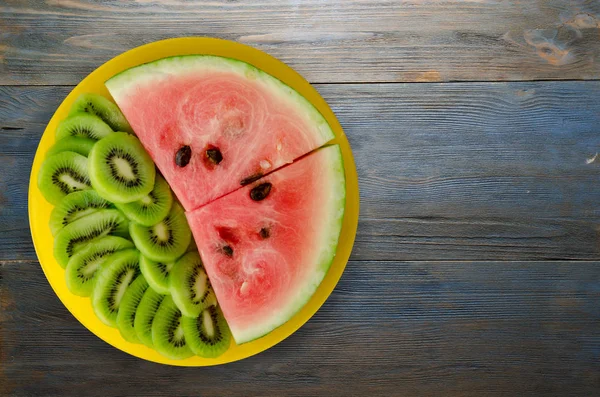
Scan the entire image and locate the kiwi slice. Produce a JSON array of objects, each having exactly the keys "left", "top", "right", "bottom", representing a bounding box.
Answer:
[
  {"left": 55, "top": 113, "right": 114, "bottom": 141},
  {"left": 134, "top": 288, "right": 165, "bottom": 348},
  {"left": 151, "top": 295, "right": 194, "bottom": 360},
  {"left": 115, "top": 174, "right": 173, "bottom": 226},
  {"left": 89, "top": 132, "right": 156, "bottom": 203},
  {"left": 129, "top": 202, "right": 191, "bottom": 262},
  {"left": 38, "top": 151, "right": 91, "bottom": 205},
  {"left": 91, "top": 249, "right": 141, "bottom": 327},
  {"left": 116, "top": 274, "right": 149, "bottom": 343},
  {"left": 69, "top": 93, "right": 133, "bottom": 133},
  {"left": 46, "top": 136, "right": 96, "bottom": 158},
  {"left": 182, "top": 306, "right": 231, "bottom": 358},
  {"left": 65, "top": 236, "right": 134, "bottom": 296},
  {"left": 54, "top": 209, "right": 129, "bottom": 268},
  {"left": 139, "top": 255, "right": 174, "bottom": 295},
  {"left": 170, "top": 251, "right": 217, "bottom": 318},
  {"left": 49, "top": 190, "right": 112, "bottom": 236}
]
